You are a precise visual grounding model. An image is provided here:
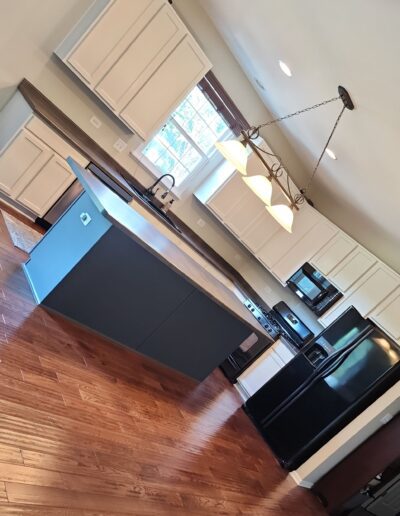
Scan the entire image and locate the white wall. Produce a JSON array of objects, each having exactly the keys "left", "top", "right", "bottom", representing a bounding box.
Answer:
[{"left": 0, "top": 0, "right": 321, "bottom": 330}]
